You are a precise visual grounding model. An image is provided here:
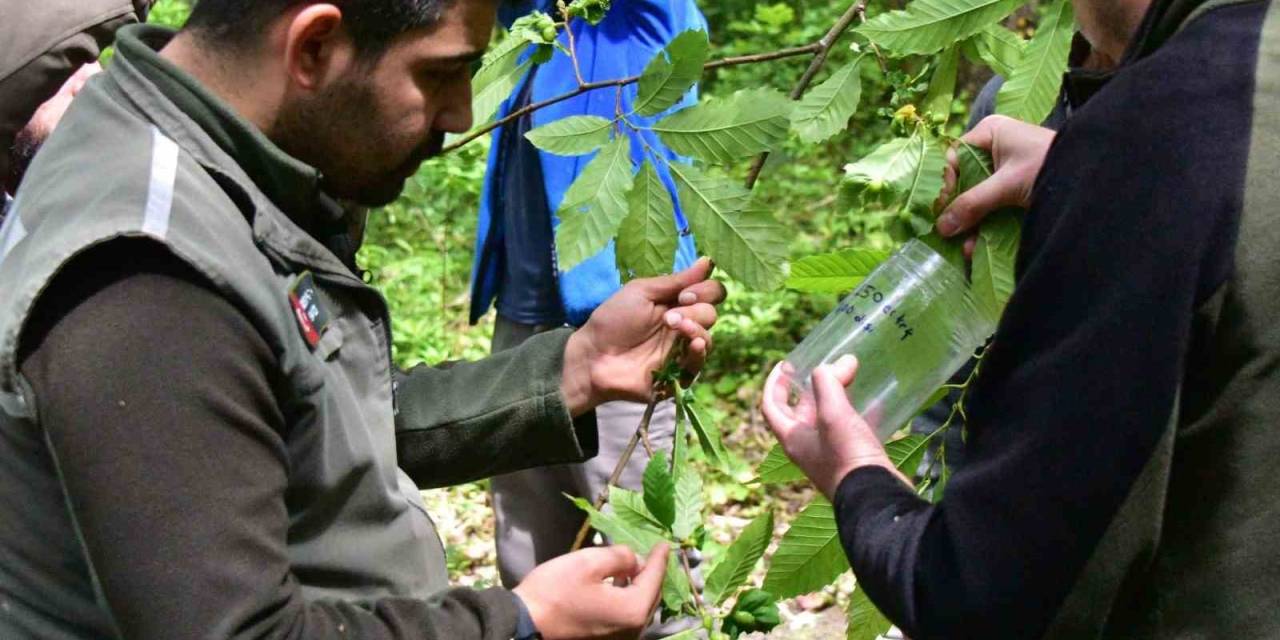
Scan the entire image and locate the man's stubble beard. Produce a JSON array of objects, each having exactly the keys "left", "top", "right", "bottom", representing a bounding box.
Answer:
[{"left": 274, "top": 78, "right": 440, "bottom": 209}]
